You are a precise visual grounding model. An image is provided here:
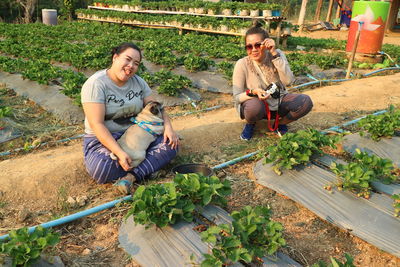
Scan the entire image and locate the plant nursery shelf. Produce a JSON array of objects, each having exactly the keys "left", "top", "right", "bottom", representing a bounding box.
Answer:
[
  {"left": 78, "top": 15, "right": 287, "bottom": 42},
  {"left": 78, "top": 16, "right": 247, "bottom": 36},
  {"left": 88, "top": 6, "right": 286, "bottom": 21}
]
